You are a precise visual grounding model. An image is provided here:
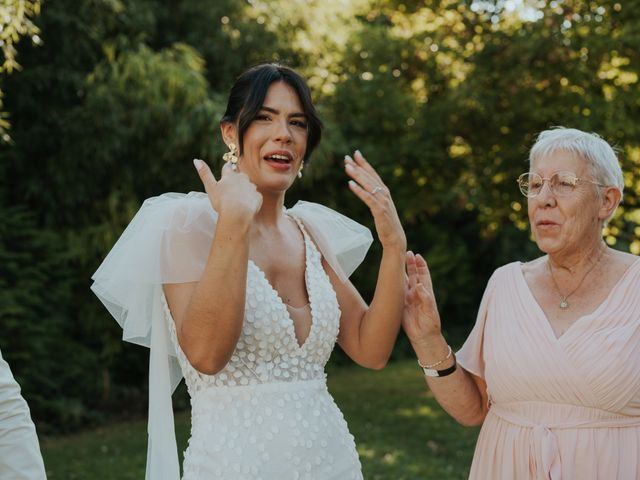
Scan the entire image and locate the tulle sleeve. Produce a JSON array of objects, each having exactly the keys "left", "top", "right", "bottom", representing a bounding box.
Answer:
[
  {"left": 90, "top": 191, "right": 215, "bottom": 480},
  {"left": 456, "top": 270, "right": 499, "bottom": 379},
  {"left": 91, "top": 191, "right": 216, "bottom": 348},
  {"left": 287, "top": 201, "right": 373, "bottom": 282}
]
